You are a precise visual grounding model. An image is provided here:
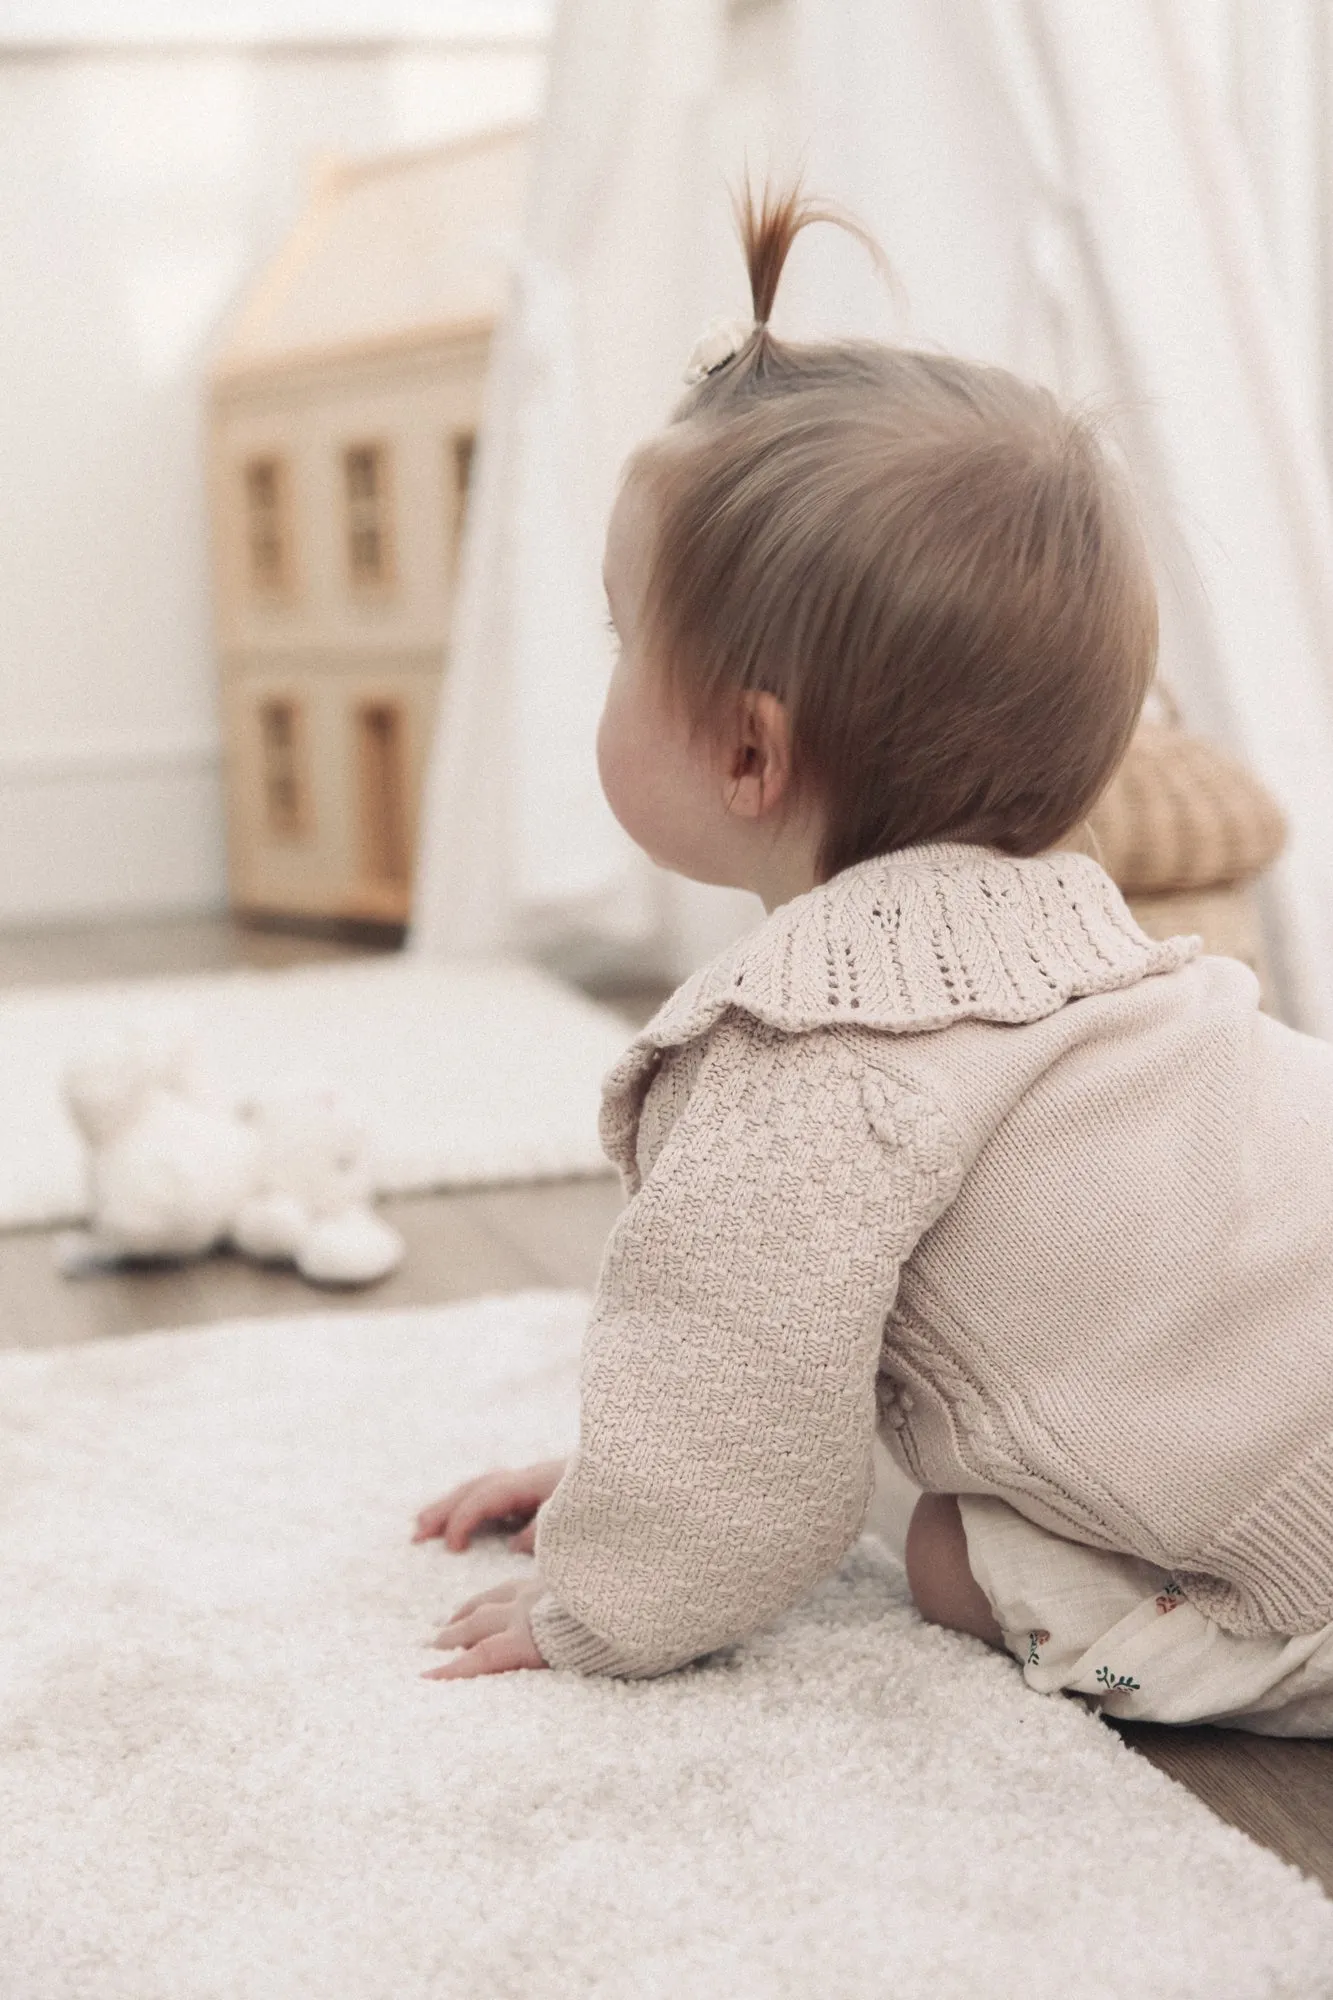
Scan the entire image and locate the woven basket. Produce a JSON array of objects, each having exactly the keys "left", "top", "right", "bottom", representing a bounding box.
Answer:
[
  {"left": 1128, "top": 883, "right": 1271, "bottom": 1009},
  {"left": 1087, "top": 716, "right": 1286, "bottom": 897}
]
